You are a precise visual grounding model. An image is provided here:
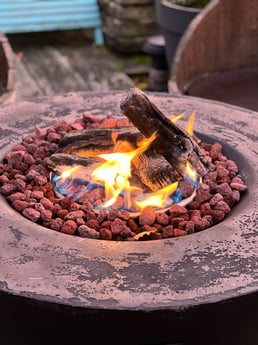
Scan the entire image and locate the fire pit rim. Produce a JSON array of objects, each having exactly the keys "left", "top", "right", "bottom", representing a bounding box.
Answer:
[{"left": 0, "top": 91, "right": 257, "bottom": 312}]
